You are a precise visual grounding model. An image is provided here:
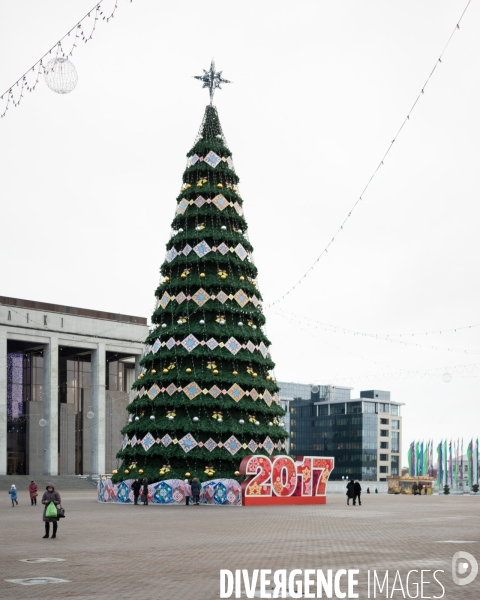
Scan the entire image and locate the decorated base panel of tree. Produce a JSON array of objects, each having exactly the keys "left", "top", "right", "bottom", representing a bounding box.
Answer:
[{"left": 112, "top": 95, "right": 288, "bottom": 485}]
